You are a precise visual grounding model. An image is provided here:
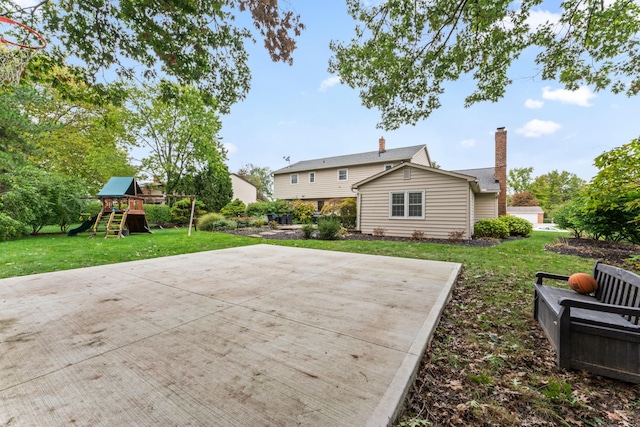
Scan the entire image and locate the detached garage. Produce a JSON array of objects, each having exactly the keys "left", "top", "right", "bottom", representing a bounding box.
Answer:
[{"left": 506, "top": 206, "right": 545, "bottom": 225}]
